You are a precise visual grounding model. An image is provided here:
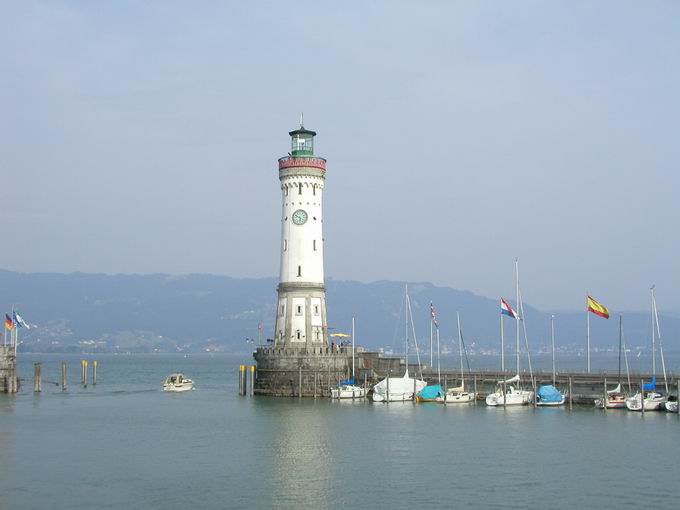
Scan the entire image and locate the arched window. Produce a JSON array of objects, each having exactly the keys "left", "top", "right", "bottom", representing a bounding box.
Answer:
[
  {"left": 298, "top": 183, "right": 303, "bottom": 195},
  {"left": 297, "top": 265, "right": 302, "bottom": 277}
]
